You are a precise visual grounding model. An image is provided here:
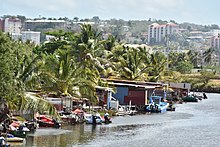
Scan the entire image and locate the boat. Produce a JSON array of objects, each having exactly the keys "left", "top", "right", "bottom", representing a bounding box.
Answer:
[
  {"left": 84, "top": 113, "right": 103, "bottom": 124},
  {"left": 8, "top": 119, "right": 30, "bottom": 138},
  {"left": 146, "top": 96, "right": 169, "bottom": 113},
  {"left": 36, "top": 115, "right": 61, "bottom": 128},
  {"left": 9, "top": 130, "right": 27, "bottom": 138},
  {"left": 116, "top": 104, "right": 137, "bottom": 116},
  {"left": 116, "top": 105, "right": 128, "bottom": 116},
  {"left": 7, "top": 137, "right": 24, "bottom": 142},
  {"left": 182, "top": 95, "right": 198, "bottom": 102},
  {"left": 101, "top": 113, "right": 112, "bottom": 124}
]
